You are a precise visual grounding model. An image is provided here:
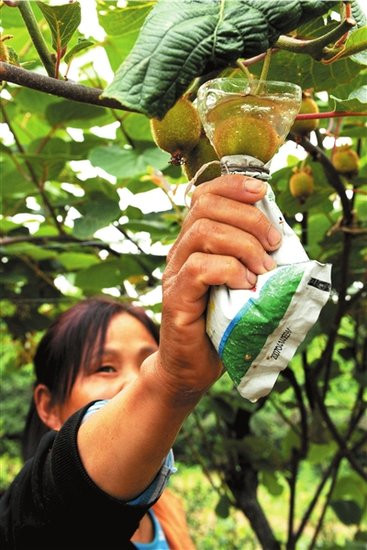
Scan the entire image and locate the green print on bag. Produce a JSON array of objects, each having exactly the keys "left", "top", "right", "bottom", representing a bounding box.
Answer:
[{"left": 220, "top": 266, "right": 304, "bottom": 386}]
